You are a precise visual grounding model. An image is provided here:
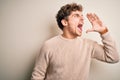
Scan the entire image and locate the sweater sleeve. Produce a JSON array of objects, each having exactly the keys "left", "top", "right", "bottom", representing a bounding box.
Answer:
[
  {"left": 92, "top": 32, "right": 119, "bottom": 63},
  {"left": 31, "top": 43, "right": 50, "bottom": 80}
]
